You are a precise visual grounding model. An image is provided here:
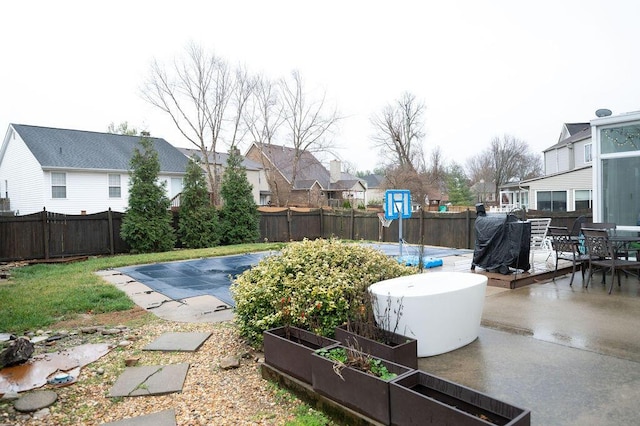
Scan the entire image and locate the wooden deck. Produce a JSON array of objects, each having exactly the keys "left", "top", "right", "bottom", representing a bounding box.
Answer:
[{"left": 436, "top": 251, "right": 576, "bottom": 290}]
